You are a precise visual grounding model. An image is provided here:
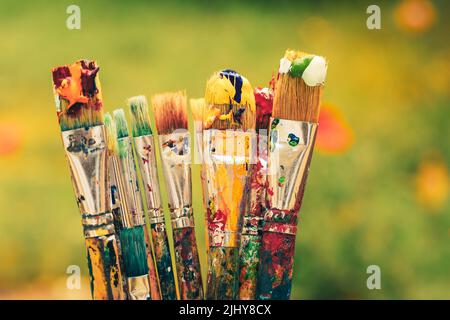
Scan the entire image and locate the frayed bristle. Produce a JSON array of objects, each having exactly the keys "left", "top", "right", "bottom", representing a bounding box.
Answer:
[
  {"left": 113, "top": 109, "right": 130, "bottom": 139},
  {"left": 151, "top": 91, "right": 188, "bottom": 135},
  {"left": 189, "top": 98, "right": 205, "bottom": 123},
  {"left": 128, "top": 95, "right": 152, "bottom": 137},
  {"left": 204, "top": 69, "right": 256, "bottom": 131},
  {"left": 51, "top": 59, "right": 103, "bottom": 131},
  {"left": 254, "top": 87, "right": 273, "bottom": 130},
  {"left": 104, "top": 113, "right": 118, "bottom": 154},
  {"left": 273, "top": 49, "right": 326, "bottom": 123}
]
